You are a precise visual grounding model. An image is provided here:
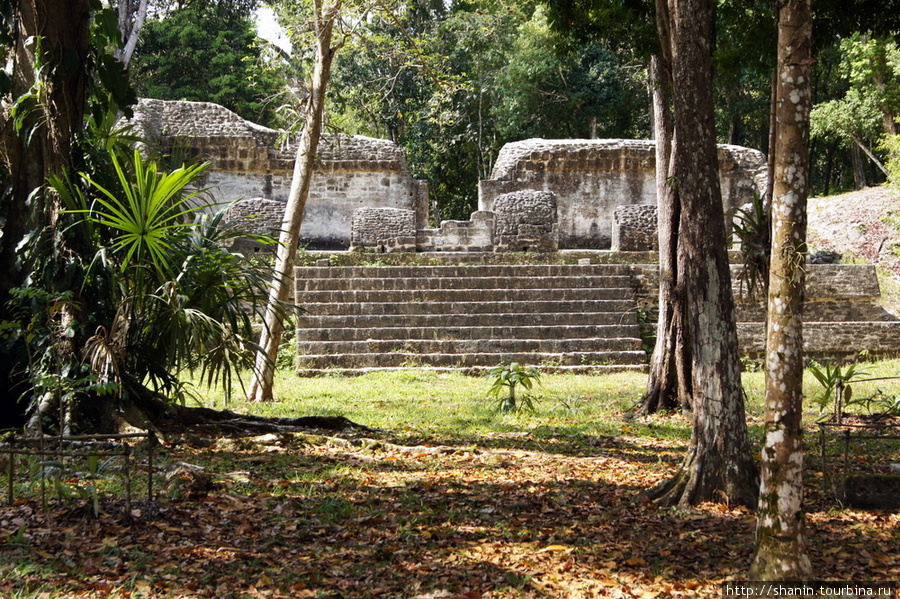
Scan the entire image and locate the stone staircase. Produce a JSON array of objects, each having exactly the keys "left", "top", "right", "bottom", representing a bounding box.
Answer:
[{"left": 293, "top": 264, "right": 647, "bottom": 375}]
